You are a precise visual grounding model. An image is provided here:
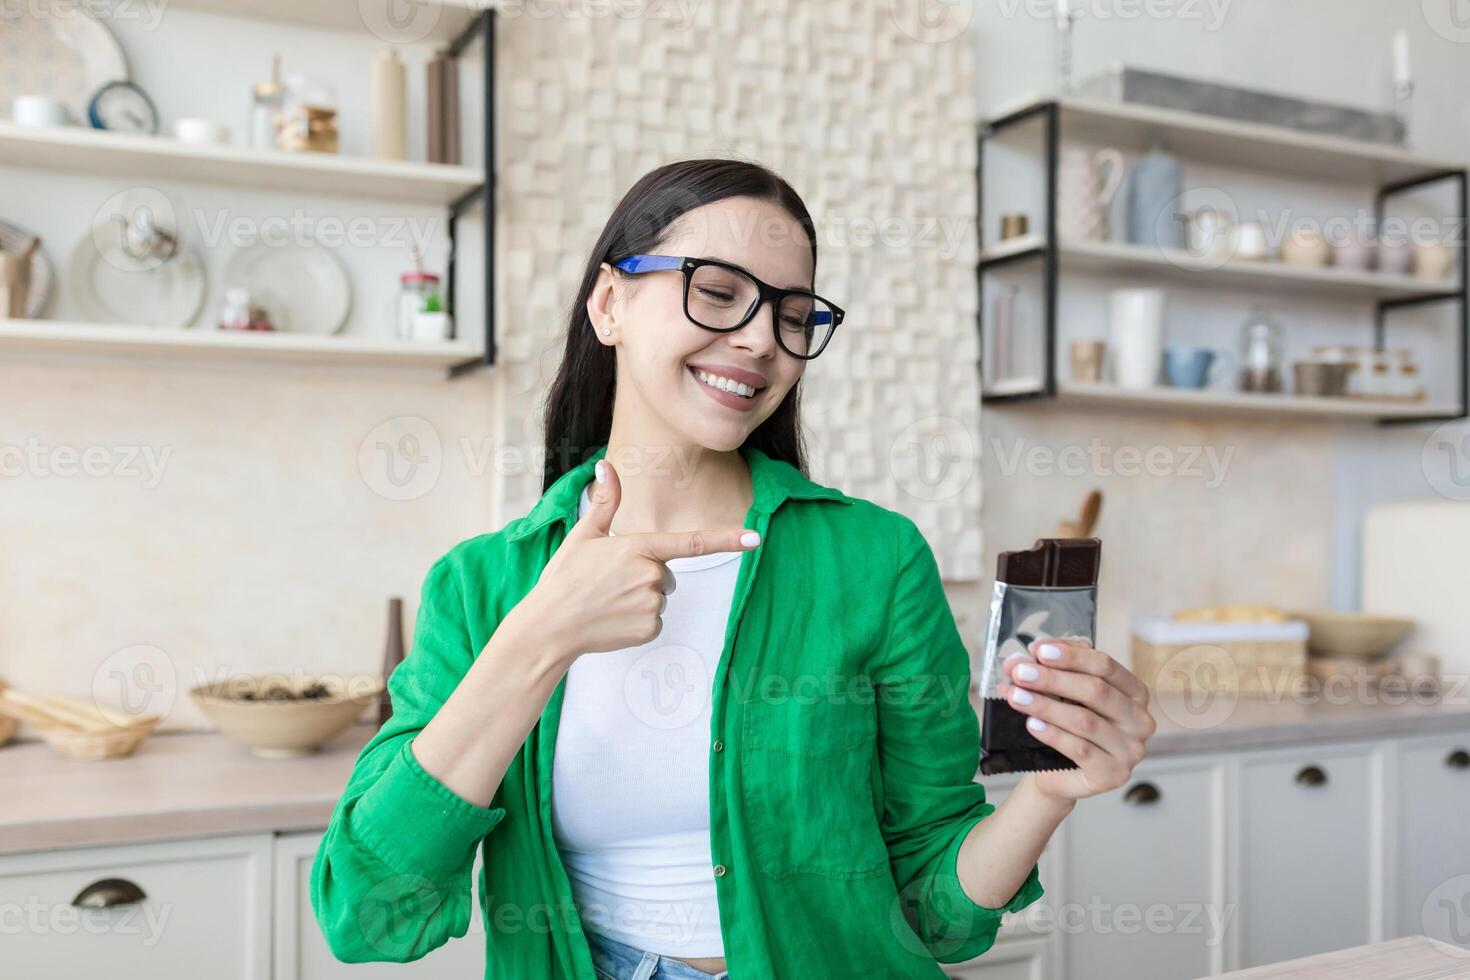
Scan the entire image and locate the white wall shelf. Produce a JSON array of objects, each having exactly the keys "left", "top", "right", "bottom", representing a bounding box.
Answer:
[
  {"left": 980, "top": 234, "right": 1461, "bottom": 301},
  {"left": 987, "top": 93, "right": 1464, "bottom": 185},
  {"left": 0, "top": 319, "right": 483, "bottom": 377},
  {"left": 170, "top": 0, "right": 484, "bottom": 42},
  {"left": 1048, "top": 381, "right": 1455, "bottom": 420},
  {"left": 0, "top": 121, "right": 485, "bottom": 205}
]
